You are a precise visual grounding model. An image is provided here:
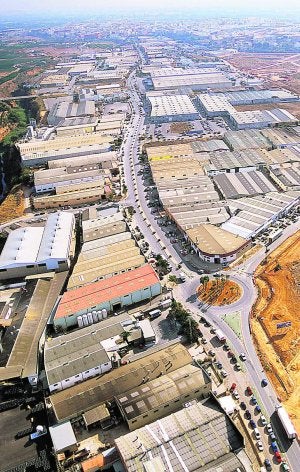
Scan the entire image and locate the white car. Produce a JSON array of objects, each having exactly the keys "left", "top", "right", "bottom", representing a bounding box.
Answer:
[
  {"left": 232, "top": 390, "right": 240, "bottom": 400},
  {"left": 221, "top": 369, "right": 228, "bottom": 378},
  {"left": 256, "top": 440, "right": 264, "bottom": 451},
  {"left": 266, "top": 423, "right": 273, "bottom": 434},
  {"left": 240, "top": 353, "right": 247, "bottom": 361},
  {"left": 260, "top": 415, "right": 267, "bottom": 426}
]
